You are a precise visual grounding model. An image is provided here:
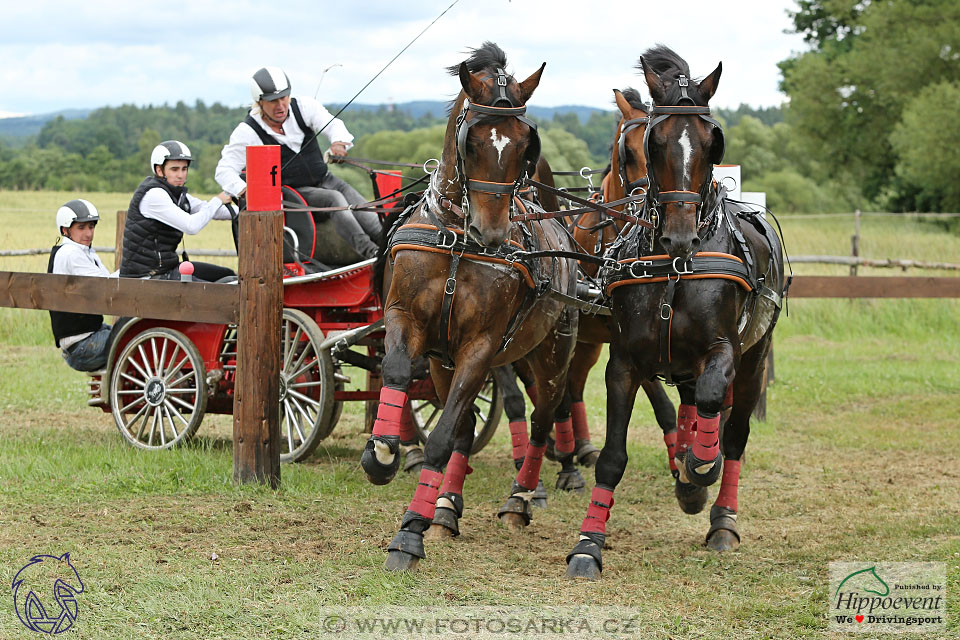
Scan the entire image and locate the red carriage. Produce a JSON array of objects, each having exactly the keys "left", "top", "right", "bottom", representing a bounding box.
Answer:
[{"left": 85, "top": 169, "right": 503, "bottom": 462}]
